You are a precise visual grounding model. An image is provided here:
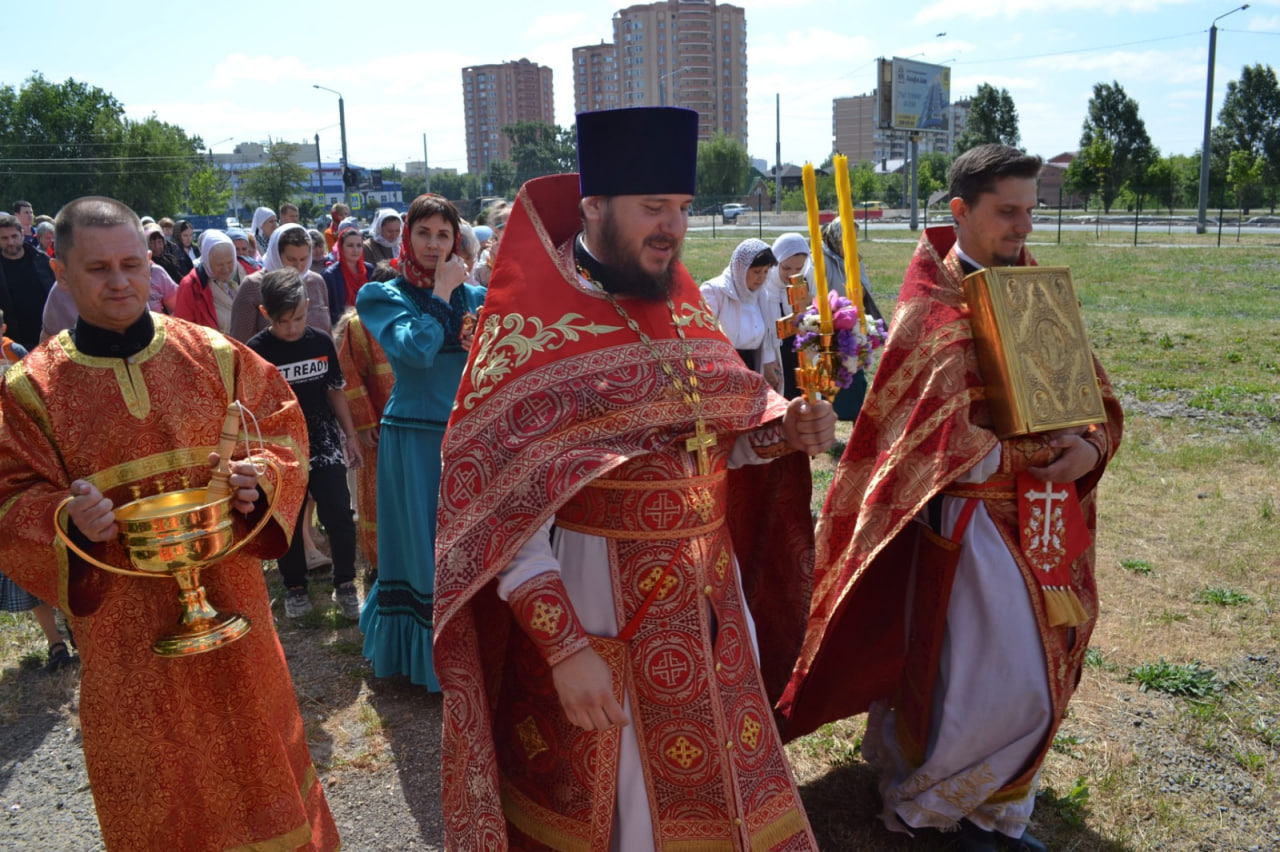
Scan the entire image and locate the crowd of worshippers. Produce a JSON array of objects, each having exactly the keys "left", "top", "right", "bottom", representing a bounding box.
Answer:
[
  {"left": 0, "top": 195, "right": 510, "bottom": 672},
  {"left": 0, "top": 119, "right": 1117, "bottom": 852}
]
